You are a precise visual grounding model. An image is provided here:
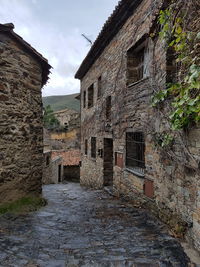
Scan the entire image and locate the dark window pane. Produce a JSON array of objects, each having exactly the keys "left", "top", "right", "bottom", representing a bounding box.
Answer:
[
  {"left": 91, "top": 137, "right": 96, "bottom": 158},
  {"left": 88, "top": 85, "right": 94, "bottom": 108},
  {"left": 126, "top": 132, "right": 145, "bottom": 170}
]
